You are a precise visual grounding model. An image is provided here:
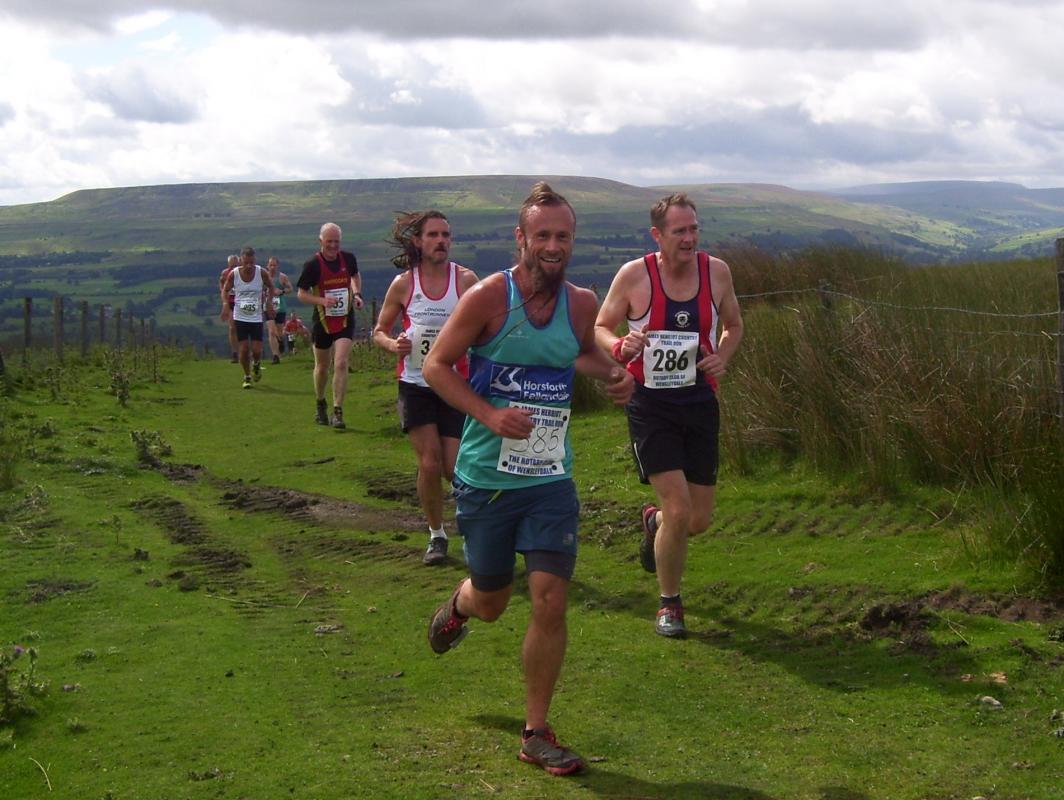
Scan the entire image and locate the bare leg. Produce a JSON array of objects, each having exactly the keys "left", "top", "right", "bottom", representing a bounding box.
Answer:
[
  {"left": 409, "top": 425, "right": 445, "bottom": 530},
  {"left": 522, "top": 571, "right": 569, "bottom": 730},
  {"left": 331, "top": 337, "right": 354, "bottom": 406}
]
